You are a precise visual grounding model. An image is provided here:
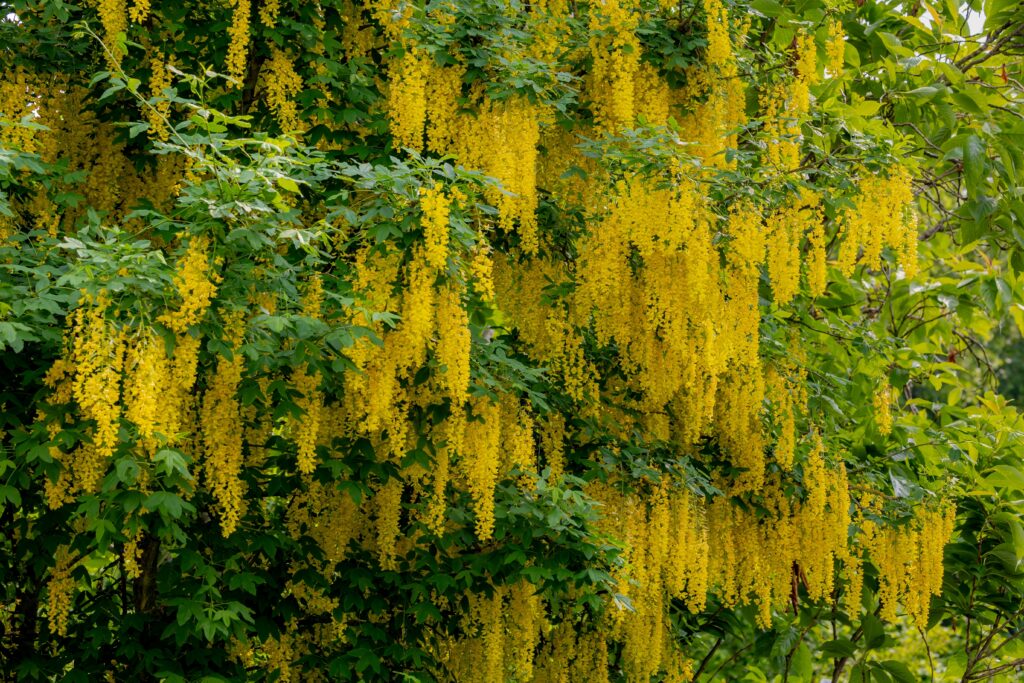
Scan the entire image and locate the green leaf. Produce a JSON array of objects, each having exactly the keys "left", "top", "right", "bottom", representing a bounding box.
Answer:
[
  {"left": 985, "top": 465, "right": 1024, "bottom": 492},
  {"left": 819, "top": 638, "right": 857, "bottom": 658},
  {"left": 128, "top": 121, "right": 150, "bottom": 138},
  {"left": 961, "top": 134, "right": 987, "bottom": 196},
  {"left": 0, "top": 484, "right": 22, "bottom": 508},
  {"left": 791, "top": 643, "right": 813, "bottom": 682},
  {"left": 144, "top": 491, "right": 186, "bottom": 519},
  {"left": 749, "top": 0, "right": 785, "bottom": 16},
  {"left": 877, "top": 660, "right": 916, "bottom": 683},
  {"left": 862, "top": 613, "right": 886, "bottom": 649},
  {"left": 277, "top": 177, "right": 301, "bottom": 193}
]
